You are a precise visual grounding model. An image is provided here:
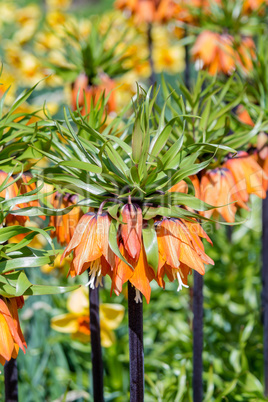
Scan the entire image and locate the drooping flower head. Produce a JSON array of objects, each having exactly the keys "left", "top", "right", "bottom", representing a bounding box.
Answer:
[
  {"left": 61, "top": 199, "right": 213, "bottom": 303},
  {"left": 72, "top": 73, "right": 116, "bottom": 115},
  {"left": 192, "top": 31, "right": 255, "bottom": 75},
  {"left": 0, "top": 296, "right": 27, "bottom": 366},
  {"left": 192, "top": 31, "right": 235, "bottom": 75},
  {"left": 62, "top": 211, "right": 115, "bottom": 287},
  {"left": 224, "top": 151, "right": 266, "bottom": 200},
  {"left": 115, "top": 0, "right": 177, "bottom": 24},
  {"left": 199, "top": 168, "right": 249, "bottom": 223},
  {"left": 156, "top": 217, "right": 213, "bottom": 290},
  {"left": 49, "top": 192, "right": 83, "bottom": 246}
]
